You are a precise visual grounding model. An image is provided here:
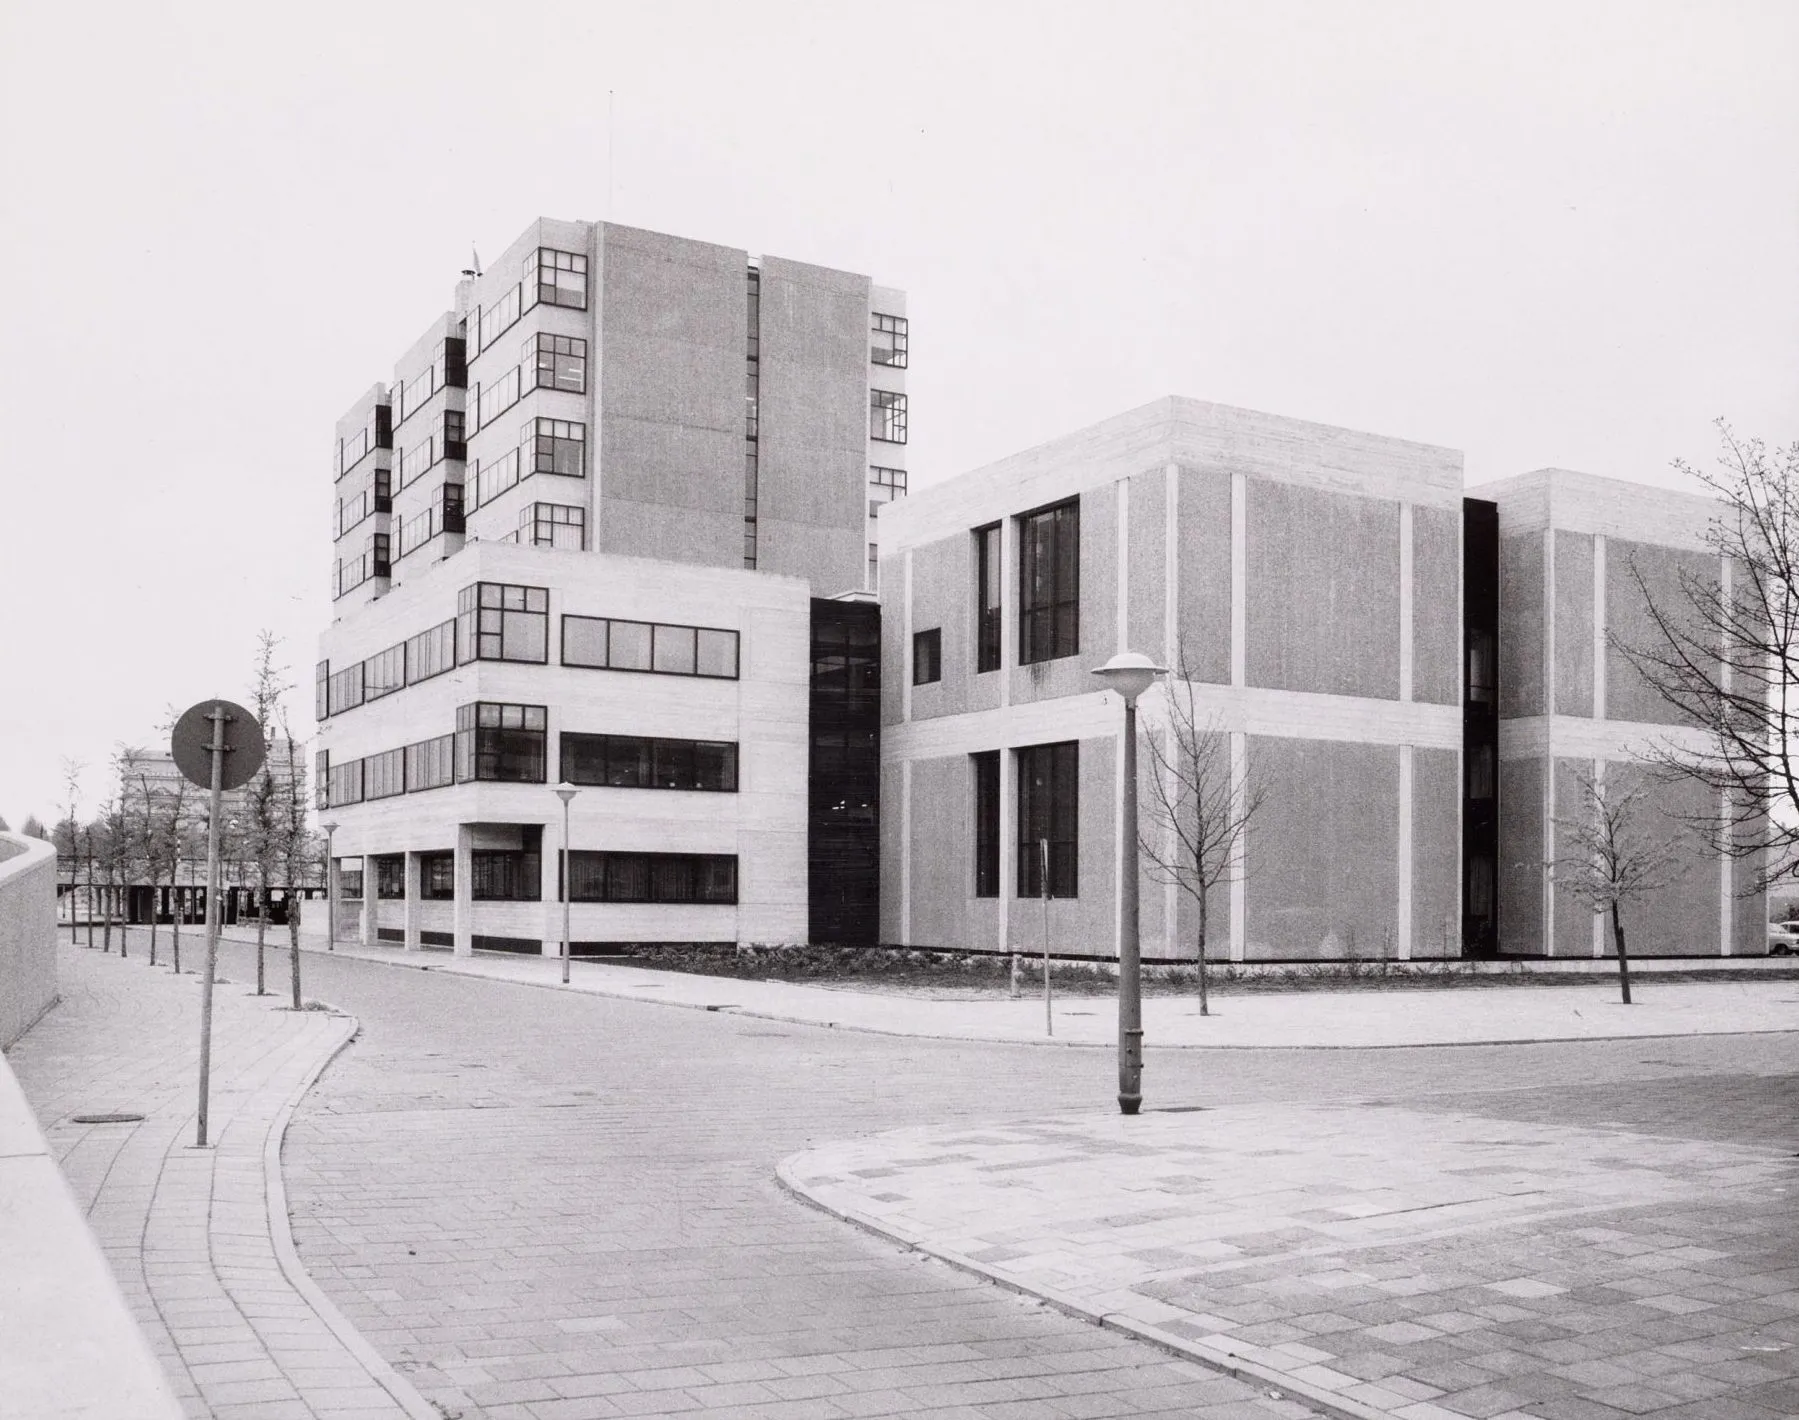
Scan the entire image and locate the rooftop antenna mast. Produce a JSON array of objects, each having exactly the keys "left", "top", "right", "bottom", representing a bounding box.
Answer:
[{"left": 460, "top": 243, "right": 482, "bottom": 279}]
